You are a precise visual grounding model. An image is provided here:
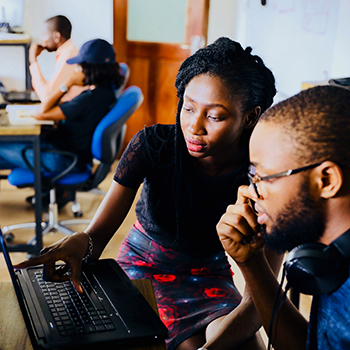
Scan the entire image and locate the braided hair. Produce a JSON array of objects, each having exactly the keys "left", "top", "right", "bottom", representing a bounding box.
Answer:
[{"left": 172, "top": 37, "right": 276, "bottom": 246}]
